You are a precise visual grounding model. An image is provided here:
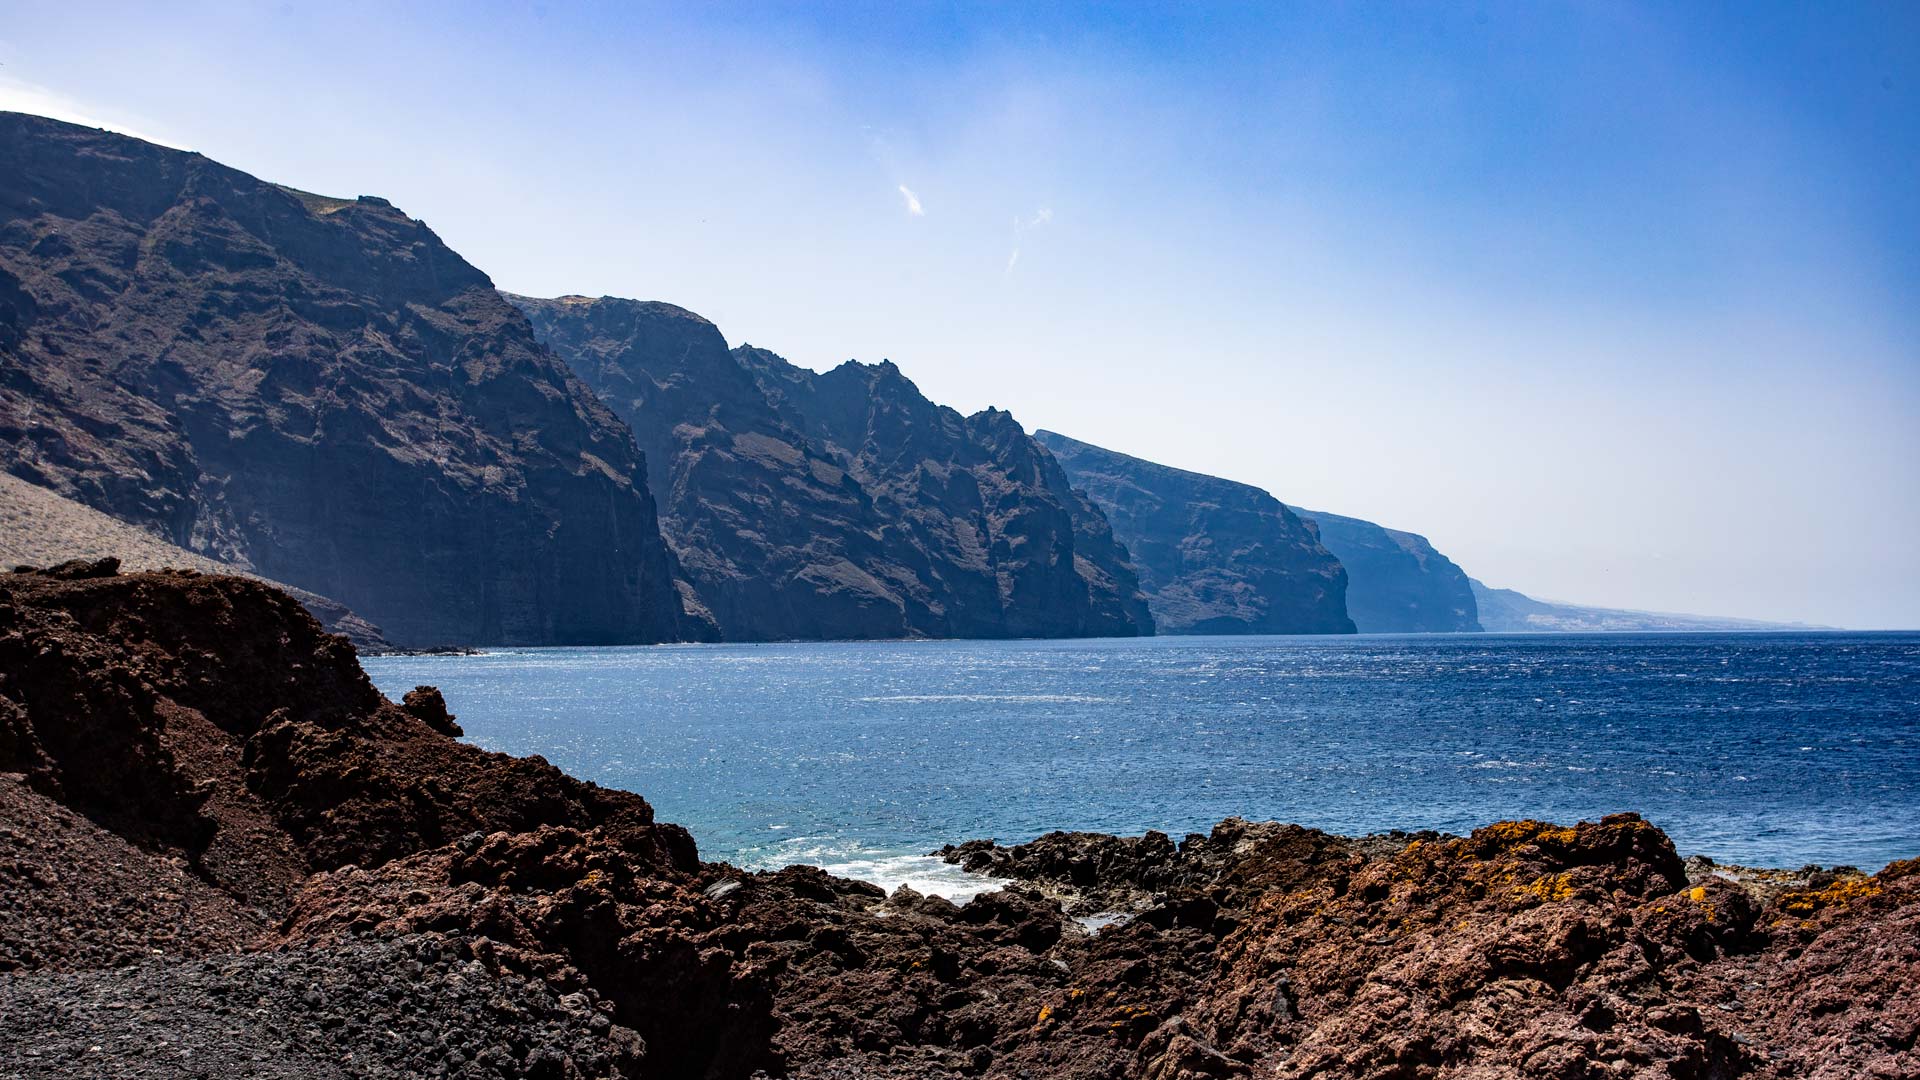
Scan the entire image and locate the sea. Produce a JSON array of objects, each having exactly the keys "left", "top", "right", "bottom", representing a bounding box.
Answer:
[{"left": 363, "top": 632, "right": 1920, "bottom": 899}]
